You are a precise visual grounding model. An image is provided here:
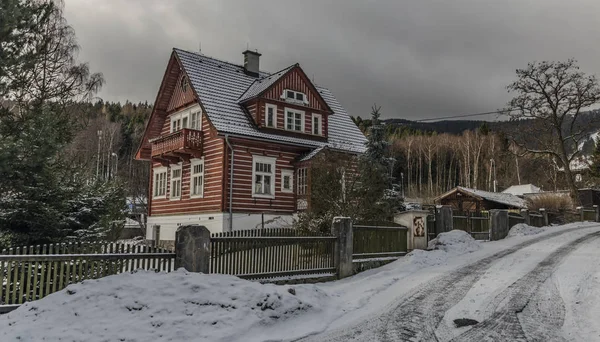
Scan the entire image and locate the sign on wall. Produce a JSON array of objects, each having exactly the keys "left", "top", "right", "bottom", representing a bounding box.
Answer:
[{"left": 413, "top": 216, "right": 425, "bottom": 237}]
